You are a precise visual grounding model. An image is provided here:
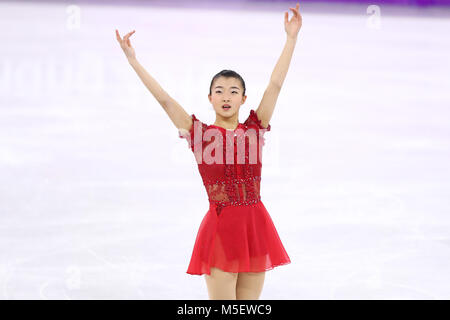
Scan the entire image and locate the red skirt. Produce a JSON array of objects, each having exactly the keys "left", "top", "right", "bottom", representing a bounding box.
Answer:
[{"left": 186, "top": 200, "right": 291, "bottom": 275}]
